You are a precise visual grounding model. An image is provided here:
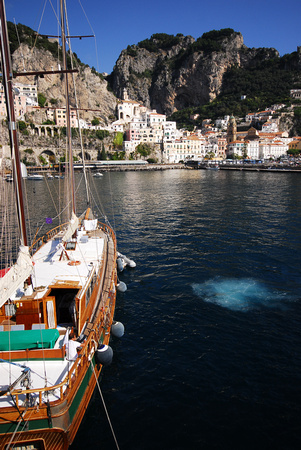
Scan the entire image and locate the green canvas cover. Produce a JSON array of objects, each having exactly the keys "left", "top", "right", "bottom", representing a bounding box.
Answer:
[{"left": 0, "top": 329, "right": 60, "bottom": 351}]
